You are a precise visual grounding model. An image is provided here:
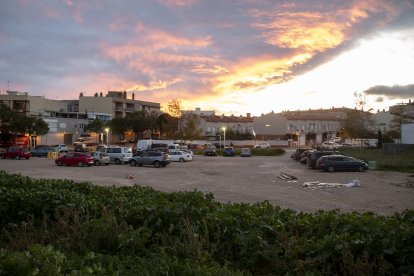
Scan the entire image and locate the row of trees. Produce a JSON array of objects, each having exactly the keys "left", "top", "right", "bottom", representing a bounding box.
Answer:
[
  {"left": 84, "top": 99, "right": 203, "bottom": 141},
  {"left": 0, "top": 103, "right": 49, "bottom": 137}
]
